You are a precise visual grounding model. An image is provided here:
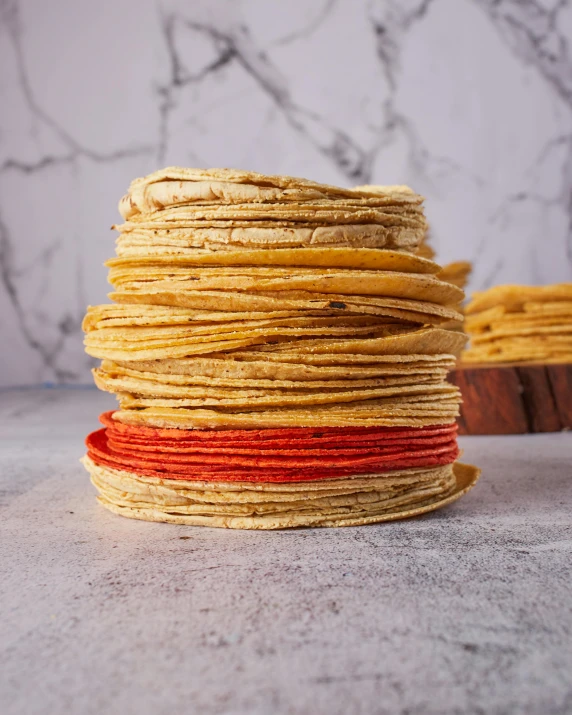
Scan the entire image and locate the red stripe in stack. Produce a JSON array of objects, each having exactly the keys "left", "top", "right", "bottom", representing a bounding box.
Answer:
[{"left": 86, "top": 412, "right": 460, "bottom": 483}]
